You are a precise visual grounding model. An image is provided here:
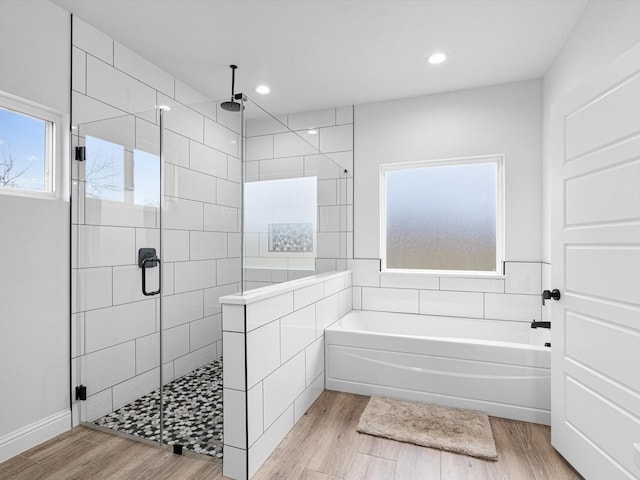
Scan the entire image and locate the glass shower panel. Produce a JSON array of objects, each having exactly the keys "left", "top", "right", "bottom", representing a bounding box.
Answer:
[
  {"left": 71, "top": 108, "right": 163, "bottom": 444},
  {"left": 242, "top": 99, "right": 350, "bottom": 292},
  {"left": 244, "top": 175, "right": 318, "bottom": 273},
  {"left": 158, "top": 97, "right": 237, "bottom": 458}
]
